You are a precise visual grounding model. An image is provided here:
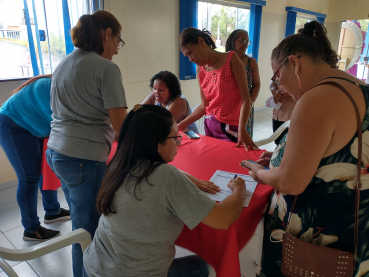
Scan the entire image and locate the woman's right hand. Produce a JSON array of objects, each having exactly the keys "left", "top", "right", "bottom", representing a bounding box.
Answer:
[
  {"left": 255, "top": 151, "right": 273, "bottom": 168},
  {"left": 273, "top": 91, "right": 285, "bottom": 104},
  {"left": 227, "top": 177, "right": 246, "bottom": 193}
]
